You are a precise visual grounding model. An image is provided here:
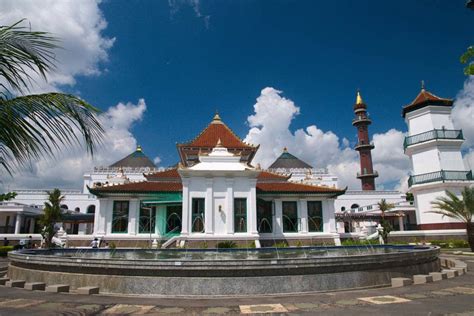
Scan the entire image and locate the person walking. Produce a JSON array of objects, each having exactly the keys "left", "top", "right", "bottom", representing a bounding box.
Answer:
[{"left": 90, "top": 238, "right": 99, "bottom": 249}]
